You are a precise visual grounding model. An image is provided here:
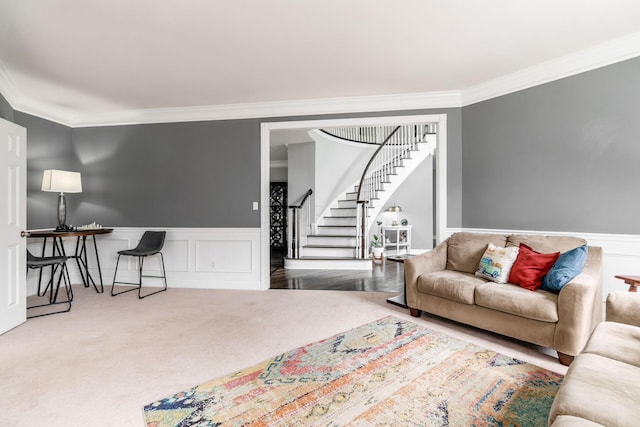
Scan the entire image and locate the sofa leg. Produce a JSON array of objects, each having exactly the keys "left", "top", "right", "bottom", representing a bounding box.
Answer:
[
  {"left": 557, "top": 352, "right": 575, "bottom": 366},
  {"left": 409, "top": 308, "right": 422, "bottom": 317}
]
